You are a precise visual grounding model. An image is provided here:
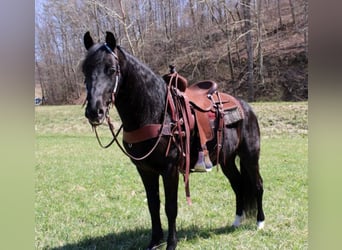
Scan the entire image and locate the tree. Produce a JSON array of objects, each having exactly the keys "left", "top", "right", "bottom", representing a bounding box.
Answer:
[
  {"left": 35, "top": 0, "right": 308, "bottom": 104},
  {"left": 288, "top": 0, "right": 296, "bottom": 25},
  {"left": 277, "top": 0, "right": 283, "bottom": 27},
  {"left": 256, "top": 0, "right": 265, "bottom": 85},
  {"left": 242, "top": 0, "right": 254, "bottom": 102}
]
